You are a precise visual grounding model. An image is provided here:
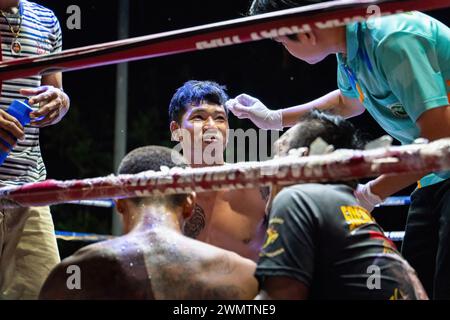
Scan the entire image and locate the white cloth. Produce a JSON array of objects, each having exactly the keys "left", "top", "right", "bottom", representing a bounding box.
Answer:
[{"left": 354, "top": 181, "right": 383, "bottom": 212}]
